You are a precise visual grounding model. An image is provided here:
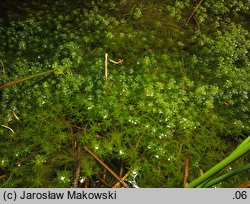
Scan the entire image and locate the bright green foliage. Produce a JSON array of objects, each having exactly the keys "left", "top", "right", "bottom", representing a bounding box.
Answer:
[
  {"left": 0, "top": 0, "right": 249, "bottom": 187},
  {"left": 187, "top": 136, "right": 250, "bottom": 188}
]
